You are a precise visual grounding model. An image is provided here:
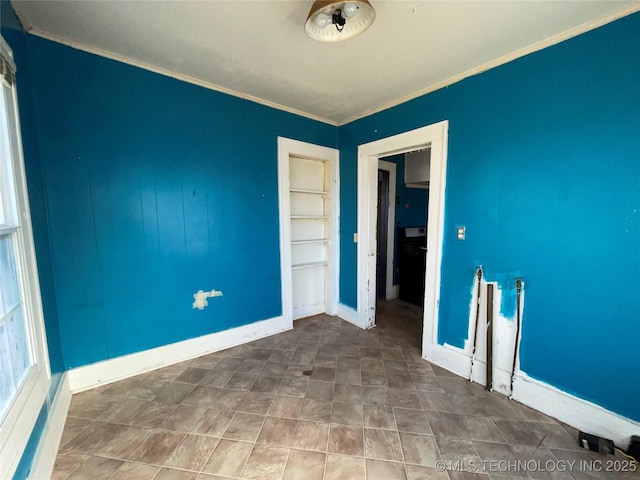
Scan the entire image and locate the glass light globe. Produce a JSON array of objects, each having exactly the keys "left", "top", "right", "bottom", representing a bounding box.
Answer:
[
  {"left": 315, "top": 12, "right": 332, "bottom": 28},
  {"left": 342, "top": 2, "right": 358, "bottom": 18}
]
